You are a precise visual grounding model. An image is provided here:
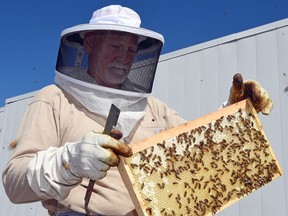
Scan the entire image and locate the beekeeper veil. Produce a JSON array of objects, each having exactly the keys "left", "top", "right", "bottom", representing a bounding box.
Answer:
[{"left": 55, "top": 5, "right": 164, "bottom": 139}]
